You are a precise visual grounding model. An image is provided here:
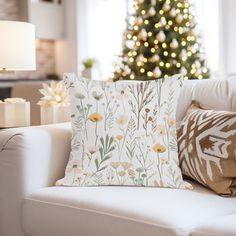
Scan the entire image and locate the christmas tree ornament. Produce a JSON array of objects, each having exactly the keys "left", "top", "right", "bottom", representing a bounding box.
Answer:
[
  {"left": 163, "top": 2, "right": 171, "bottom": 12},
  {"left": 148, "top": 7, "right": 156, "bottom": 17},
  {"left": 139, "top": 29, "right": 148, "bottom": 40},
  {"left": 180, "top": 49, "right": 187, "bottom": 57},
  {"left": 197, "top": 68, "right": 202, "bottom": 75},
  {"left": 195, "top": 60, "right": 201, "bottom": 68},
  {"left": 136, "top": 17, "right": 143, "bottom": 25},
  {"left": 156, "top": 31, "right": 166, "bottom": 42},
  {"left": 151, "top": 0, "right": 157, "bottom": 6},
  {"left": 123, "top": 56, "right": 129, "bottom": 62},
  {"left": 170, "top": 39, "right": 179, "bottom": 49},
  {"left": 136, "top": 54, "right": 144, "bottom": 62},
  {"left": 124, "top": 66, "right": 131, "bottom": 75},
  {"left": 153, "top": 67, "right": 162, "bottom": 78},
  {"left": 160, "top": 17, "right": 167, "bottom": 26},
  {"left": 137, "top": 0, "right": 144, "bottom": 4},
  {"left": 169, "top": 8, "right": 176, "bottom": 17},
  {"left": 181, "top": 67, "right": 187, "bottom": 75},
  {"left": 150, "top": 54, "right": 160, "bottom": 63},
  {"left": 126, "top": 40, "right": 135, "bottom": 49},
  {"left": 176, "top": 14, "right": 184, "bottom": 24}
]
